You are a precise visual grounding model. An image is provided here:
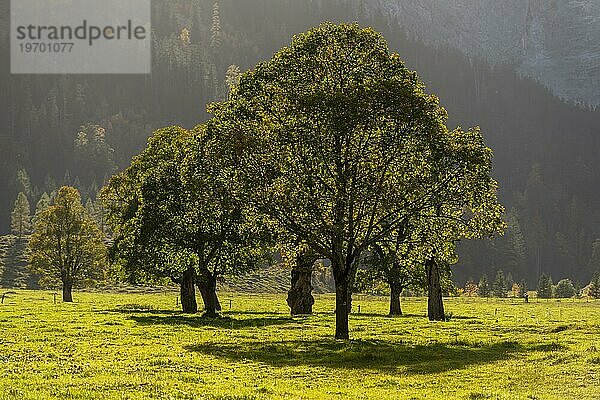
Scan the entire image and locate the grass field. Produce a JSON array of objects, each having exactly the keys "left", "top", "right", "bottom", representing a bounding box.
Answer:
[{"left": 1, "top": 290, "right": 599, "bottom": 399}]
